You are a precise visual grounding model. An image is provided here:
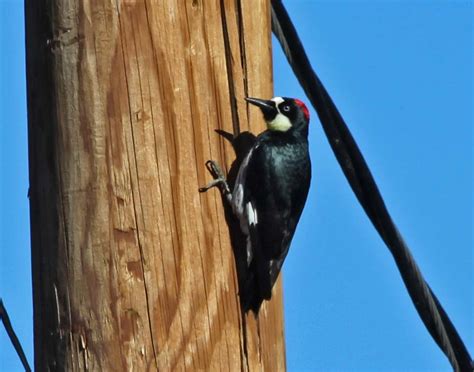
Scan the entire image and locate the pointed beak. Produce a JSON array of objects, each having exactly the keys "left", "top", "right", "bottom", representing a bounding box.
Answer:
[{"left": 245, "top": 97, "right": 277, "bottom": 121}]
